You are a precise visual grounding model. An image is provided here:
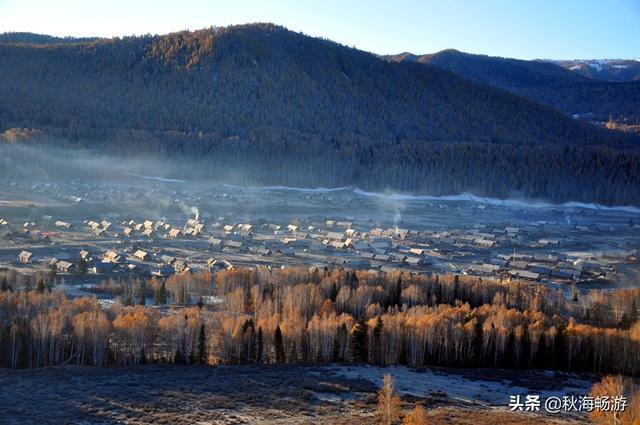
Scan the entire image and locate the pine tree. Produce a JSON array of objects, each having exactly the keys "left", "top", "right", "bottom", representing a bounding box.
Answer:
[
  {"left": 36, "top": 279, "right": 46, "bottom": 294},
  {"left": 452, "top": 274, "right": 460, "bottom": 303},
  {"left": 395, "top": 275, "right": 403, "bottom": 306},
  {"left": 256, "top": 326, "right": 263, "bottom": 363},
  {"left": 77, "top": 258, "right": 87, "bottom": 274},
  {"left": 156, "top": 281, "right": 167, "bottom": 305},
  {"left": 273, "top": 325, "right": 285, "bottom": 363},
  {"left": 197, "top": 323, "right": 208, "bottom": 365},
  {"left": 241, "top": 319, "right": 255, "bottom": 363},
  {"left": 174, "top": 349, "right": 186, "bottom": 364},
  {"left": 349, "top": 318, "right": 369, "bottom": 363},
  {"left": 299, "top": 329, "right": 309, "bottom": 363},
  {"left": 329, "top": 282, "right": 338, "bottom": 302},
  {"left": 0, "top": 276, "right": 10, "bottom": 292}
]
